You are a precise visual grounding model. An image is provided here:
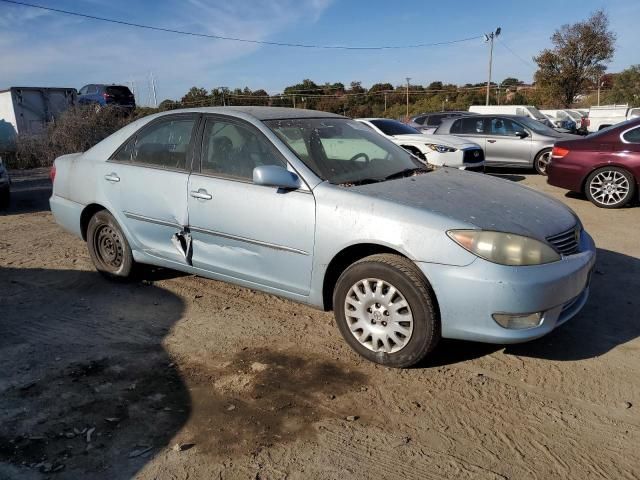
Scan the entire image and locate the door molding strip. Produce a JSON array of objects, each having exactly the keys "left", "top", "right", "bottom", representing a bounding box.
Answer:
[
  {"left": 190, "top": 226, "right": 309, "bottom": 256},
  {"left": 123, "top": 211, "right": 183, "bottom": 229}
]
